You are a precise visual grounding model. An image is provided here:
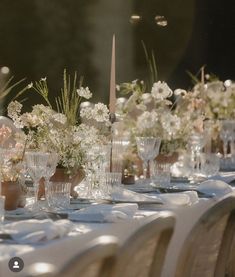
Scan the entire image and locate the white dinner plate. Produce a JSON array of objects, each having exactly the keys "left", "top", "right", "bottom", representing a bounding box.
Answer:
[
  {"left": 5, "top": 209, "right": 36, "bottom": 220},
  {"left": 108, "top": 198, "right": 163, "bottom": 205}
]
